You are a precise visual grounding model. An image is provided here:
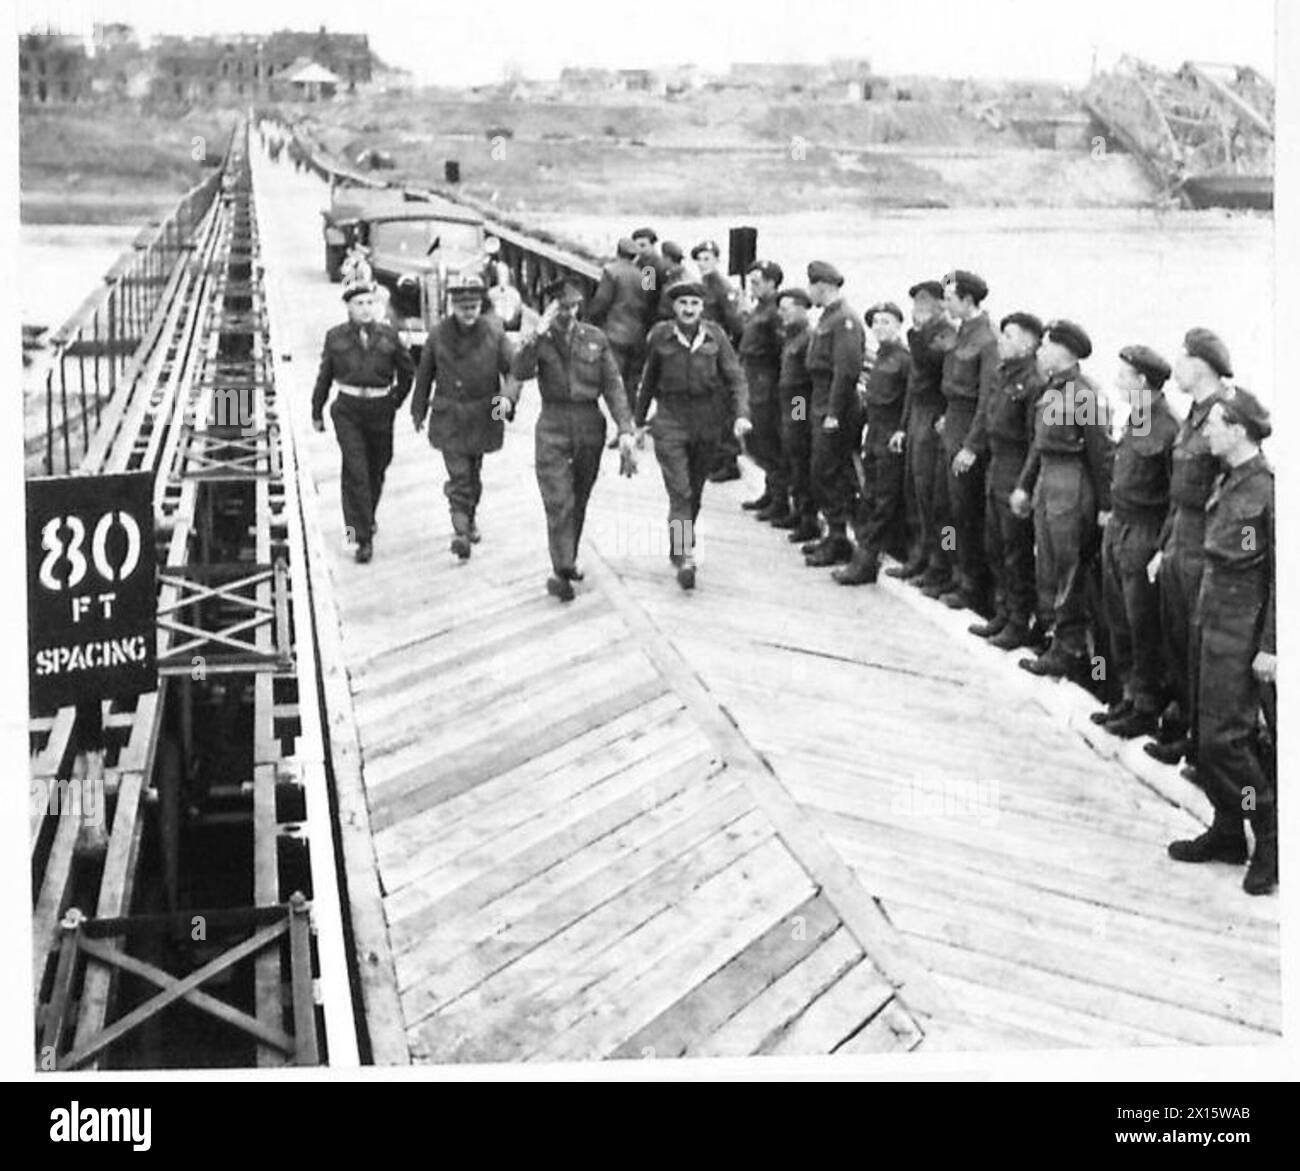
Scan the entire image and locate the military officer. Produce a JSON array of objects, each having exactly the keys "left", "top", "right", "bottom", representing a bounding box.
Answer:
[
  {"left": 587, "top": 236, "right": 652, "bottom": 397},
  {"left": 889, "top": 280, "right": 956, "bottom": 586},
  {"left": 776, "top": 288, "right": 820, "bottom": 544},
  {"left": 1168, "top": 387, "right": 1275, "bottom": 896},
  {"left": 933, "top": 270, "right": 999, "bottom": 614},
  {"left": 631, "top": 227, "right": 670, "bottom": 305},
  {"left": 635, "top": 281, "right": 751, "bottom": 590},
  {"left": 1090, "top": 345, "right": 1179, "bottom": 738},
  {"left": 1144, "top": 328, "right": 1234, "bottom": 767},
  {"left": 410, "top": 275, "right": 518, "bottom": 560},
  {"left": 834, "top": 301, "right": 911, "bottom": 585},
  {"left": 1012, "top": 319, "right": 1114, "bottom": 678},
  {"left": 804, "top": 261, "right": 866, "bottom": 568},
  {"left": 690, "top": 240, "right": 745, "bottom": 484},
  {"left": 513, "top": 275, "right": 636, "bottom": 602},
  {"left": 961, "top": 312, "right": 1047, "bottom": 648},
  {"left": 311, "top": 281, "right": 415, "bottom": 564},
  {"left": 737, "top": 260, "right": 790, "bottom": 521}
]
